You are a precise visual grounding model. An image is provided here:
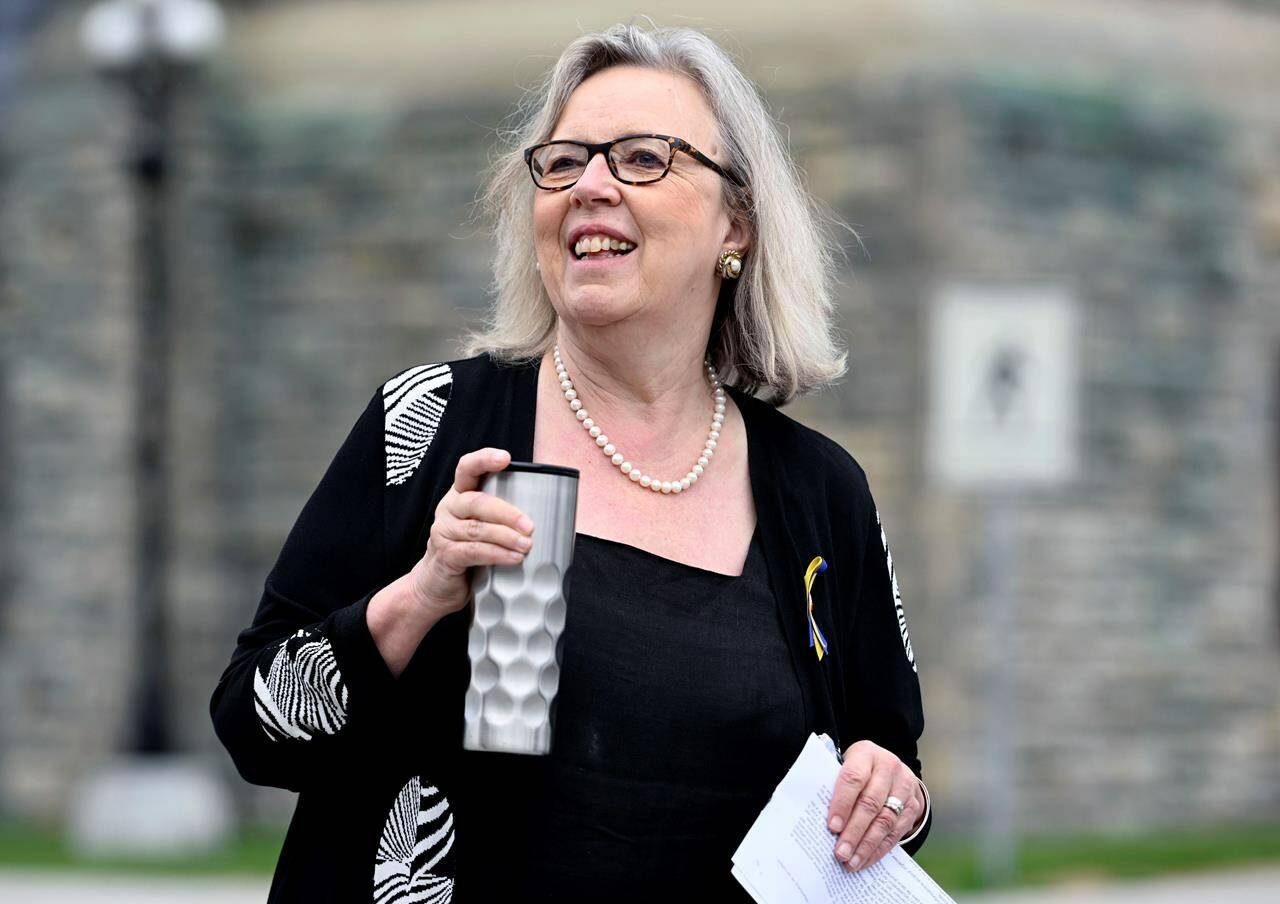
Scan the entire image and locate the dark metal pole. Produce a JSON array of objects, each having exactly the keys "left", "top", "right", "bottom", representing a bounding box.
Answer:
[{"left": 126, "top": 38, "right": 175, "bottom": 755}]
